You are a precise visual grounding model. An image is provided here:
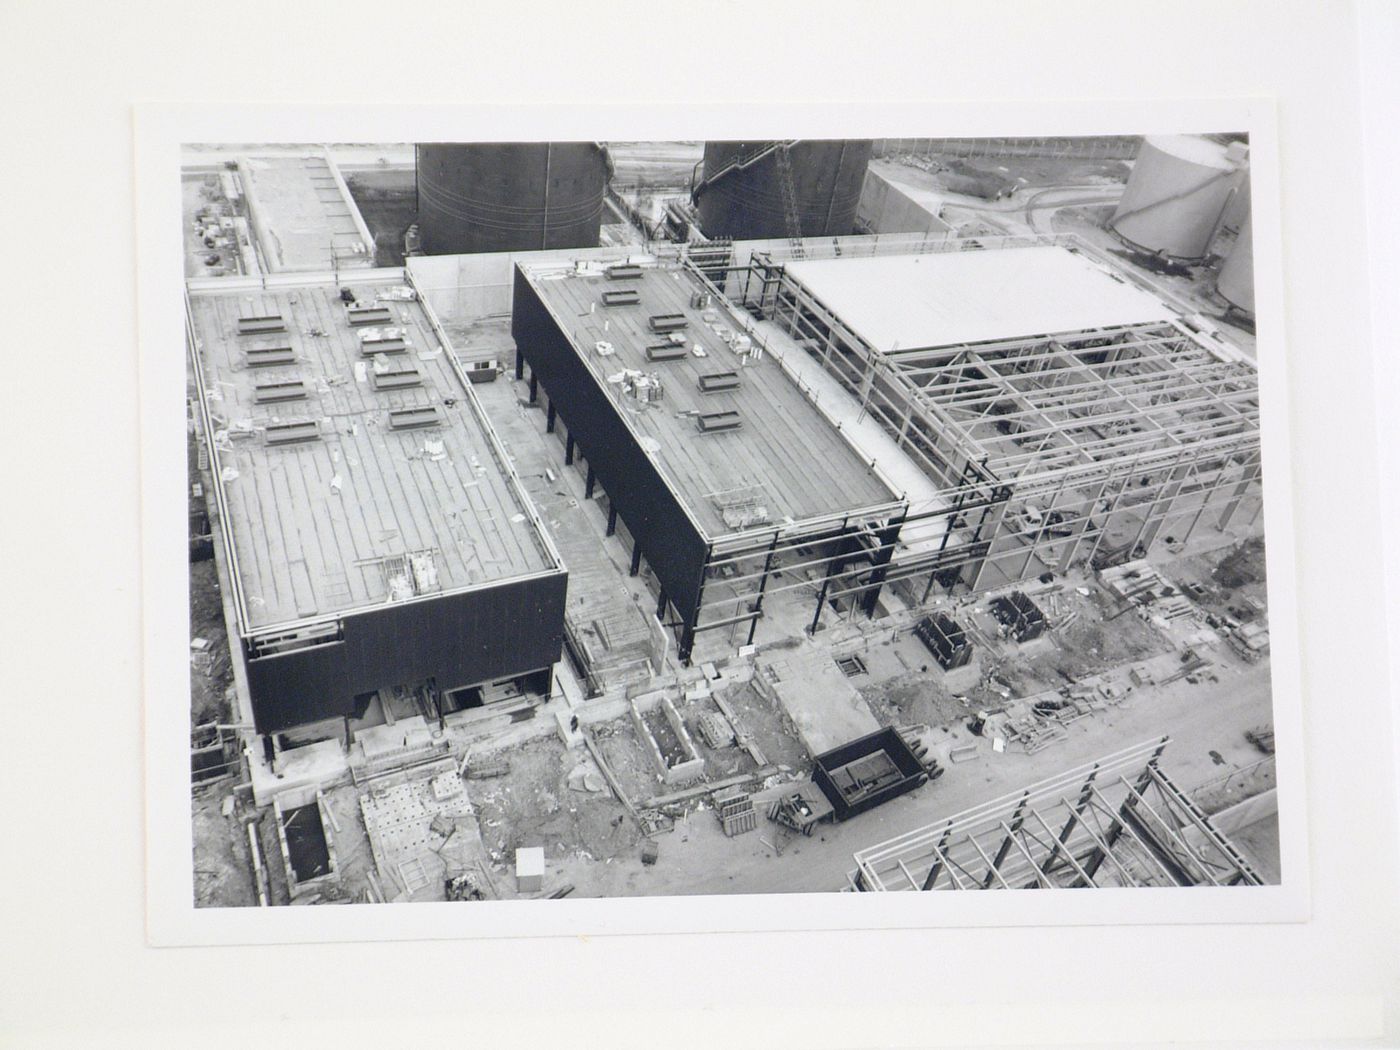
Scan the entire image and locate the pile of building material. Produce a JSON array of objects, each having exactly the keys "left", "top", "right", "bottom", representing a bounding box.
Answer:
[
  {"left": 359, "top": 759, "right": 479, "bottom": 902},
  {"left": 713, "top": 787, "right": 758, "bottom": 837},
  {"left": 696, "top": 711, "right": 736, "bottom": 749},
  {"left": 1098, "top": 560, "right": 1198, "bottom": 624}
]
